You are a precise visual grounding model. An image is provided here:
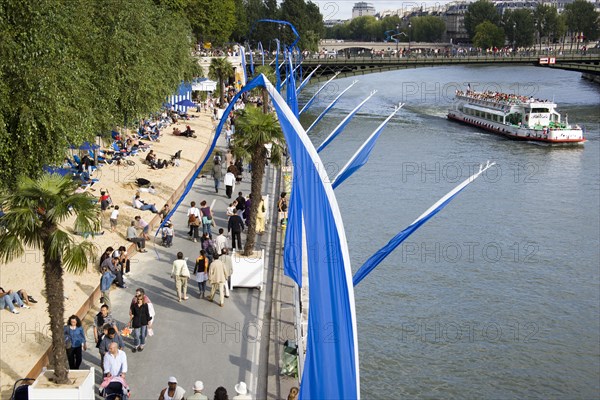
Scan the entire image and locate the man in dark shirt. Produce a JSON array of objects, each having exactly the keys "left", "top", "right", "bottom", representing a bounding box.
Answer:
[
  {"left": 227, "top": 211, "right": 245, "bottom": 250},
  {"left": 235, "top": 192, "right": 246, "bottom": 213}
]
